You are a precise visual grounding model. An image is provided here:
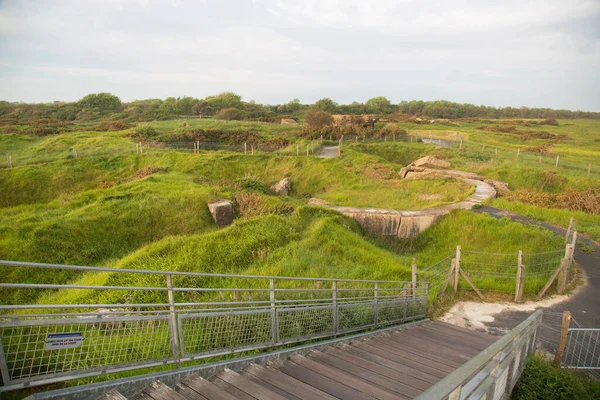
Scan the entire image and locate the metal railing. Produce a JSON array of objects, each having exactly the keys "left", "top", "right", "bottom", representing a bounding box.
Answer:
[
  {"left": 416, "top": 309, "right": 542, "bottom": 400},
  {"left": 0, "top": 260, "right": 428, "bottom": 391},
  {"left": 564, "top": 326, "right": 600, "bottom": 370}
]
